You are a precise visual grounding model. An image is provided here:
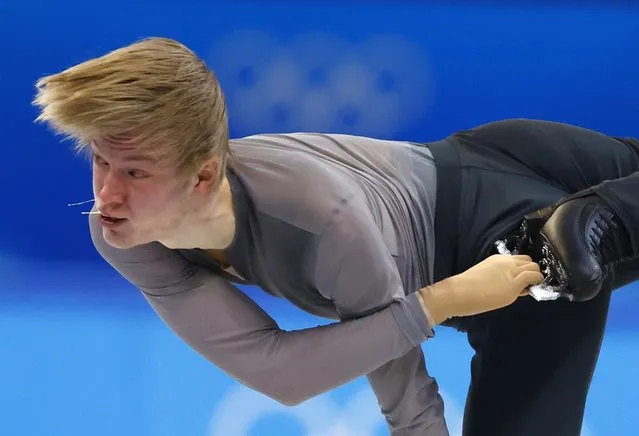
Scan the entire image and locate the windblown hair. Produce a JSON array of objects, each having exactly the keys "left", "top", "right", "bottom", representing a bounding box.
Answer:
[{"left": 33, "top": 37, "right": 230, "bottom": 178}]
